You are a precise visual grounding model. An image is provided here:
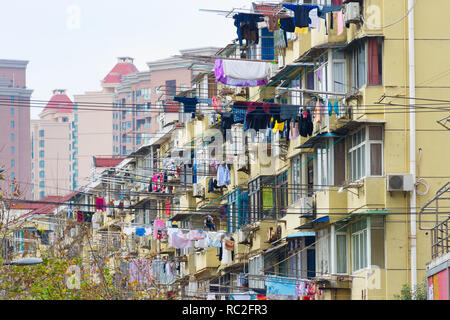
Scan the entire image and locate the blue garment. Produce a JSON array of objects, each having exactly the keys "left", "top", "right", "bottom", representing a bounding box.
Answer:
[
  {"left": 283, "top": 4, "right": 319, "bottom": 28},
  {"left": 233, "top": 13, "right": 264, "bottom": 46},
  {"left": 334, "top": 101, "right": 340, "bottom": 115},
  {"left": 197, "top": 98, "right": 212, "bottom": 104},
  {"left": 279, "top": 17, "right": 296, "bottom": 33},
  {"left": 232, "top": 106, "right": 247, "bottom": 123},
  {"left": 174, "top": 96, "right": 198, "bottom": 116},
  {"left": 217, "top": 164, "right": 230, "bottom": 186},
  {"left": 328, "top": 101, "right": 333, "bottom": 116},
  {"left": 317, "top": 6, "right": 342, "bottom": 19},
  {"left": 192, "top": 162, "right": 197, "bottom": 184},
  {"left": 136, "top": 228, "right": 146, "bottom": 236}
]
